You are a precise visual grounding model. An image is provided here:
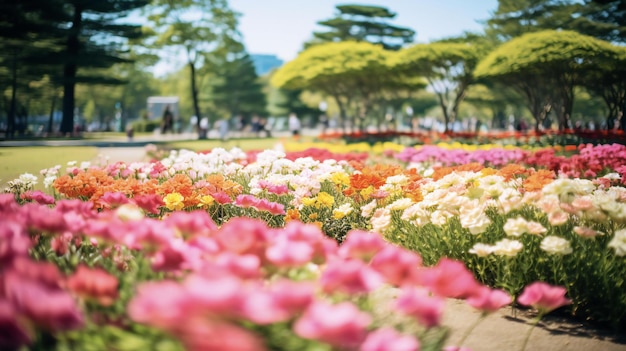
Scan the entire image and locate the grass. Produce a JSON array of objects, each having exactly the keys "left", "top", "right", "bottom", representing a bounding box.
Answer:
[{"left": 0, "top": 146, "right": 99, "bottom": 189}]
